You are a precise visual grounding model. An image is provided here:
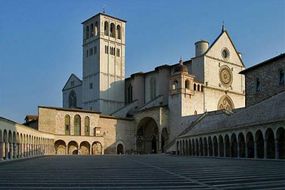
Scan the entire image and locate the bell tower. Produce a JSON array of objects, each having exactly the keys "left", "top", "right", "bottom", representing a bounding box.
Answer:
[
  {"left": 81, "top": 13, "right": 126, "bottom": 114},
  {"left": 168, "top": 59, "right": 196, "bottom": 117}
]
